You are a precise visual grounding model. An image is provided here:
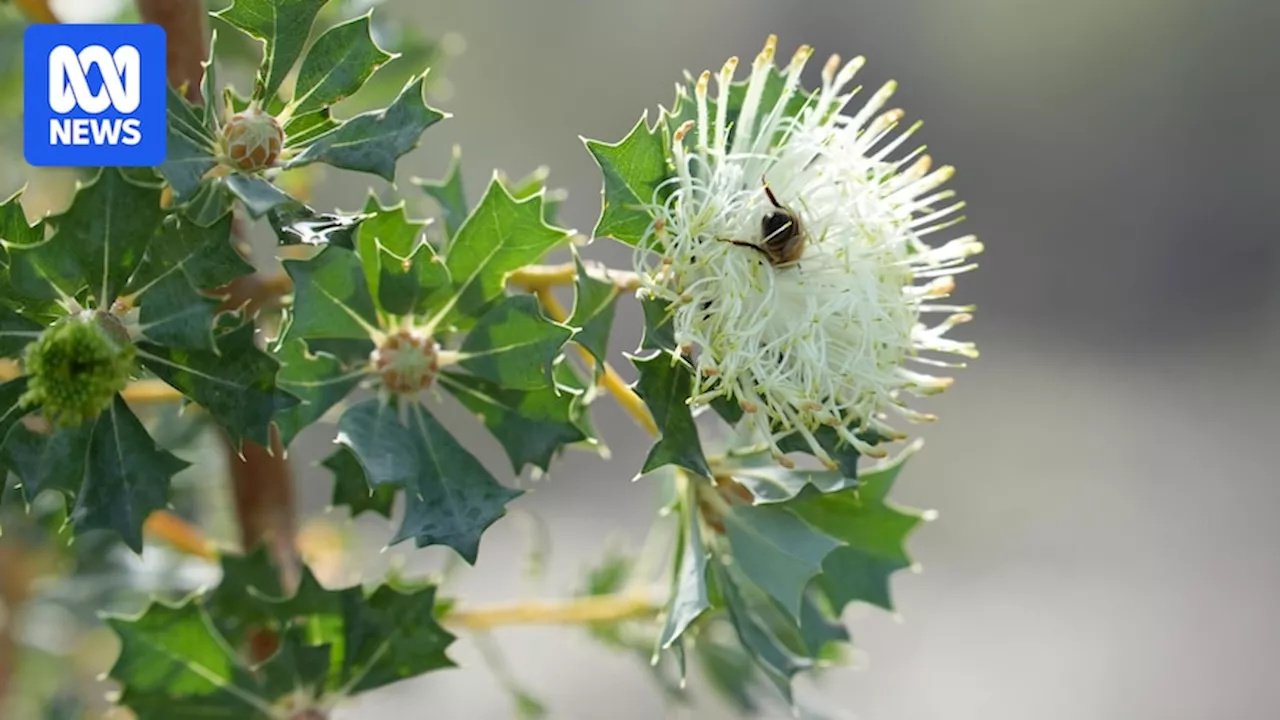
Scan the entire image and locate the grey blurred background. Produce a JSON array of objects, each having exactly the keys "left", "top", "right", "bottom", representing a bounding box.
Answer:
[{"left": 41, "top": 0, "right": 1280, "bottom": 718}]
